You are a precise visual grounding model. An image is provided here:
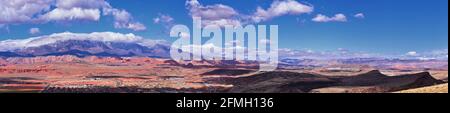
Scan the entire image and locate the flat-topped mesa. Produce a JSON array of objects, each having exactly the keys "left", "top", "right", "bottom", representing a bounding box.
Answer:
[
  {"left": 397, "top": 72, "right": 445, "bottom": 88},
  {"left": 5, "top": 55, "right": 81, "bottom": 64},
  {"left": 225, "top": 70, "right": 446, "bottom": 93},
  {"left": 1, "top": 55, "right": 167, "bottom": 66},
  {"left": 337, "top": 70, "right": 389, "bottom": 86},
  {"left": 0, "top": 57, "right": 7, "bottom": 65},
  {"left": 228, "top": 71, "right": 338, "bottom": 93},
  {"left": 164, "top": 59, "right": 260, "bottom": 69},
  {"left": 358, "top": 70, "right": 387, "bottom": 77}
]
